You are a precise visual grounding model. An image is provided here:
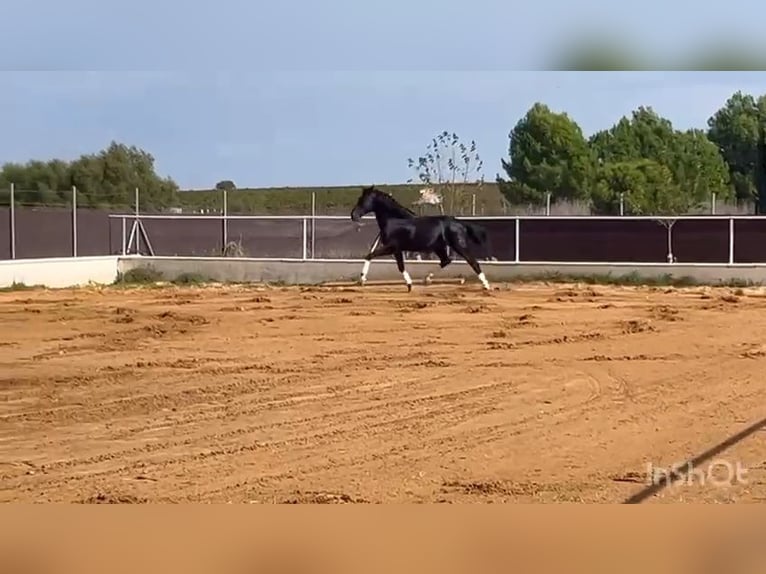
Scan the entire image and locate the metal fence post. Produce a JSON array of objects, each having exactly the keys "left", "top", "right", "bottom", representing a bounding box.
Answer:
[
  {"left": 728, "top": 217, "right": 734, "bottom": 264},
  {"left": 302, "top": 217, "right": 307, "bottom": 260},
  {"left": 311, "top": 191, "right": 316, "bottom": 259},
  {"left": 514, "top": 217, "right": 520, "bottom": 263},
  {"left": 121, "top": 216, "right": 127, "bottom": 256},
  {"left": 72, "top": 185, "right": 78, "bottom": 257},
  {"left": 135, "top": 187, "right": 140, "bottom": 255},
  {"left": 9, "top": 182, "right": 15, "bottom": 259},
  {"left": 222, "top": 187, "right": 228, "bottom": 251}
]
